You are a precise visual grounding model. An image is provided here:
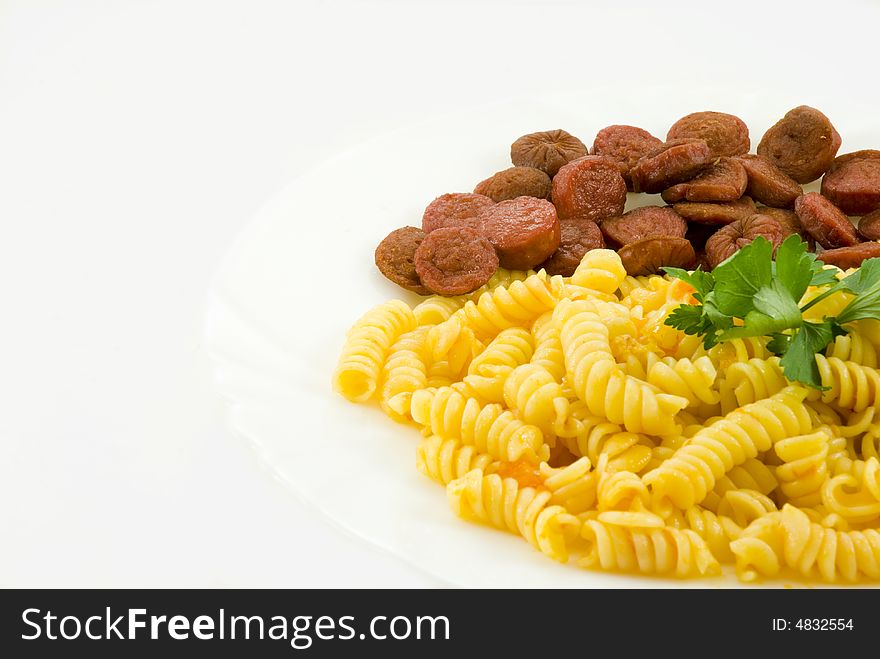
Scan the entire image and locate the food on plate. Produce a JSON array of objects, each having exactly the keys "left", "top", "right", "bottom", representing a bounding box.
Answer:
[
  {"left": 510, "top": 129, "right": 589, "bottom": 177},
  {"left": 599, "top": 206, "right": 687, "bottom": 247},
  {"left": 673, "top": 195, "right": 757, "bottom": 225},
  {"left": 666, "top": 111, "right": 750, "bottom": 158},
  {"left": 478, "top": 197, "right": 560, "bottom": 270},
  {"left": 550, "top": 155, "right": 627, "bottom": 222},
  {"left": 821, "top": 150, "right": 880, "bottom": 216},
  {"left": 660, "top": 157, "right": 748, "bottom": 203},
  {"left": 591, "top": 125, "right": 663, "bottom": 190},
  {"left": 374, "top": 226, "right": 433, "bottom": 295},
  {"left": 735, "top": 154, "right": 803, "bottom": 208},
  {"left": 539, "top": 218, "right": 604, "bottom": 276},
  {"left": 757, "top": 105, "right": 841, "bottom": 183},
  {"left": 342, "top": 109, "right": 880, "bottom": 583},
  {"left": 794, "top": 192, "right": 859, "bottom": 249},
  {"left": 474, "top": 166, "right": 552, "bottom": 202},
  {"left": 630, "top": 139, "right": 714, "bottom": 194},
  {"left": 617, "top": 236, "right": 695, "bottom": 275},
  {"left": 857, "top": 208, "right": 880, "bottom": 241},
  {"left": 704, "top": 213, "right": 784, "bottom": 268},
  {"left": 413, "top": 227, "right": 499, "bottom": 295},
  {"left": 422, "top": 192, "right": 495, "bottom": 233}
]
